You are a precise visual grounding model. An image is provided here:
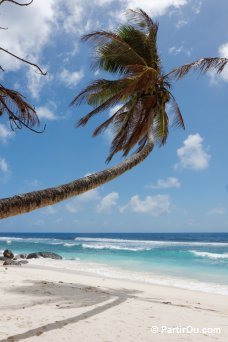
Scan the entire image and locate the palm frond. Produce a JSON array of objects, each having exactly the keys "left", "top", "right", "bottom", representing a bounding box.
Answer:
[
  {"left": 71, "top": 79, "right": 130, "bottom": 107},
  {"left": 127, "top": 9, "right": 159, "bottom": 68},
  {"left": 106, "top": 95, "right": 156, "bottom": 161},
  {"left": 122, "top": 115, "right": 152, "bottom": 156},
  {"left": 135, "top": 135, "right": 148, "bottom": 153},
  {"left": 164, "top": 57, "right": 228, "bottom": 80},
  {"left": 154, "top": 109, "right": 169, "bottom": 146},
  {"left": 109, "top": 98, "right": 139, "bottom": 149},
  {"left": 122, "top": 102, "right": 156, "bottom": 156},
  {"left": 168, "top": 92, "right": 185, "bottom": 129},
  {"left": 127, "top": 8, "right": 158, "bottom": 37},
  {"left": 93, "top": 104, "right": 128, "bottom": 136},
  {"left": 0, "top": 85, "right": 39, "bottom": 131},
  {"left": 82, "top": 30, "right": 147, "bottom": 73},
  {"left": 115, "top": 25, "right": 152, "bottom": 66},
  {"left": 76, "top": 68, "right": 158, "bottom": 128},
  {"left": 76, "top": 92, "right": 125, "bottom": 127}
]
